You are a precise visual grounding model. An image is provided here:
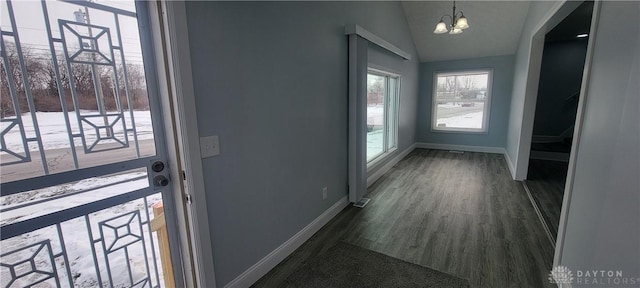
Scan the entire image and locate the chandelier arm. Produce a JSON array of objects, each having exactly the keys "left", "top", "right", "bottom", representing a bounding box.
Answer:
[{"left": 441, "top": 14, "right": 454, "bottom": 26}]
